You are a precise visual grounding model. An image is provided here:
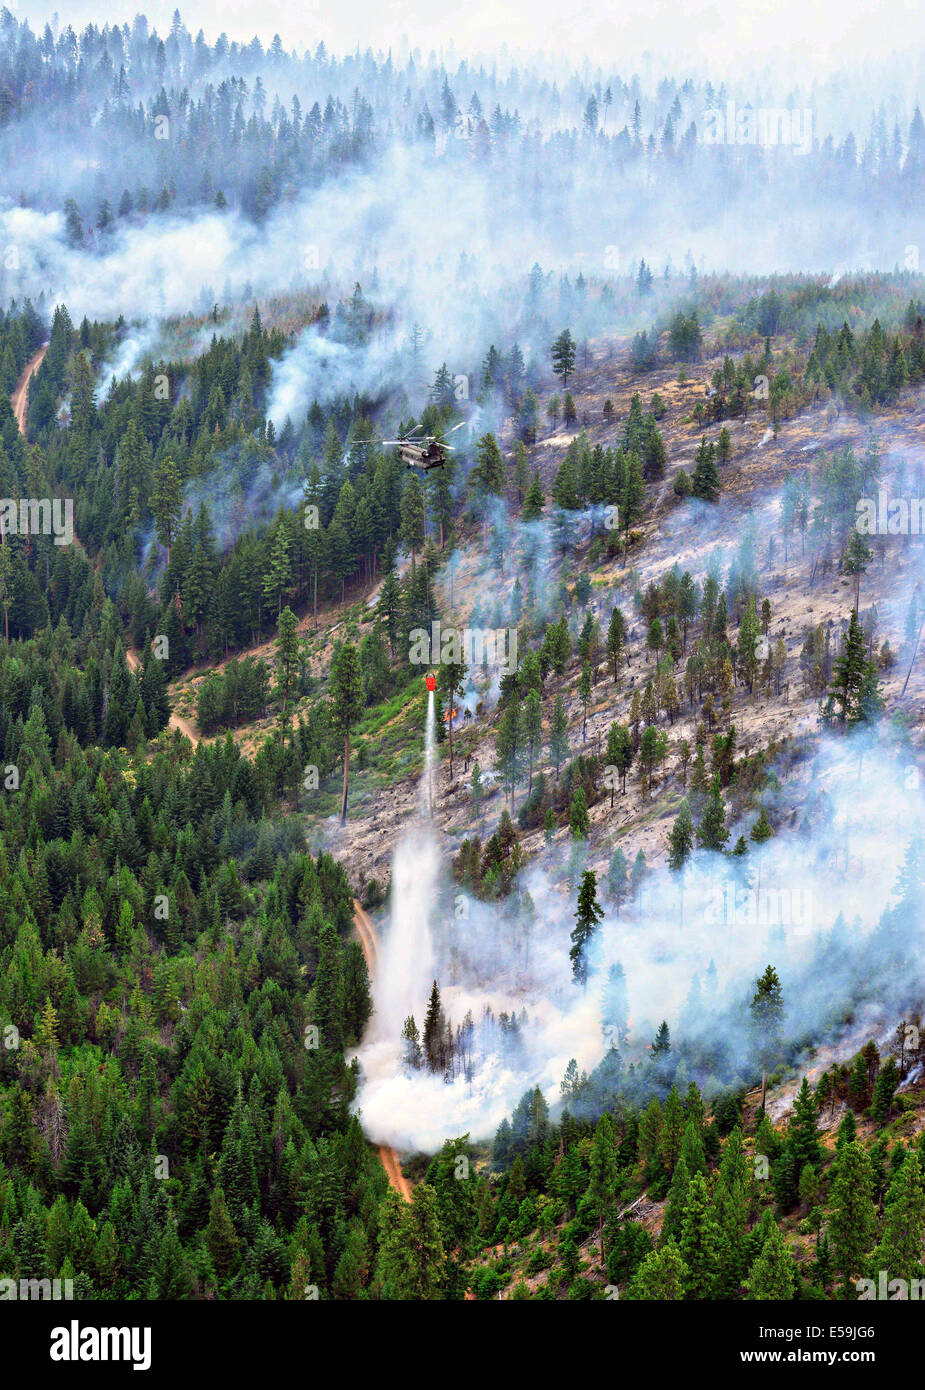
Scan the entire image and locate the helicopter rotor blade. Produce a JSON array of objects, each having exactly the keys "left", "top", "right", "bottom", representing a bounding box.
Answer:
[{"left": 446, "top": 420, "right": 466, "bottom": 435}]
